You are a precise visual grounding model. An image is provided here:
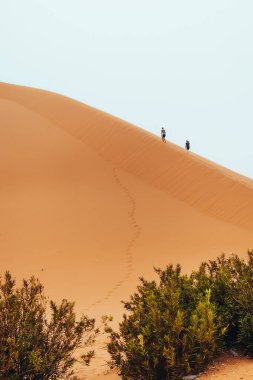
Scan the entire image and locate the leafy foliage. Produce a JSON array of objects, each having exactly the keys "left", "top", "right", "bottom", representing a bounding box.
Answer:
[
  {"left": 0, "top": 272, "right": 98, "bottom": 379},
  {"left": 192, "top": 251, "right": 253, "bottom": 352},
  {"left": 106, "top": 265, "right": 223, "bottom": 380},
  {"left": 106, "top": 251, "right": 253, "bottom": 380}
]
